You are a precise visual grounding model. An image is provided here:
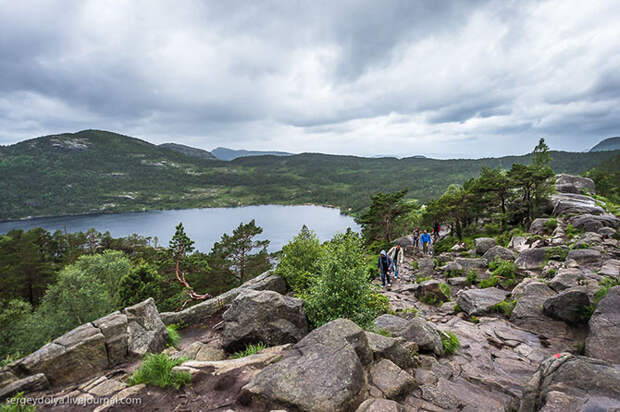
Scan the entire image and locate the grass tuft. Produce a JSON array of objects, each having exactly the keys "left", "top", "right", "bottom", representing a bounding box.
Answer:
[
  {"left": 231, "top": 342, "right": 267, "bottom": 359},
  {"left": 166, "top": 324, "right": 181, "bottom": 348},
  {"left": 128, "top": 353, "right": 190, "bottom": 390},
  {"left": 440, "top": 331, "right": 460, "bottom": 355}
]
